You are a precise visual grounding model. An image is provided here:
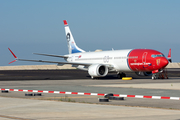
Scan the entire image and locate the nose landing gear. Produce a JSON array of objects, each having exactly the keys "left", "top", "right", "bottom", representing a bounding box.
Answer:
[
  {"left": 152, "top": 74, "right": 157, "bottom": 80},
  {"left": 152, "top": 69, "right": 168, "bottom": 80}
]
